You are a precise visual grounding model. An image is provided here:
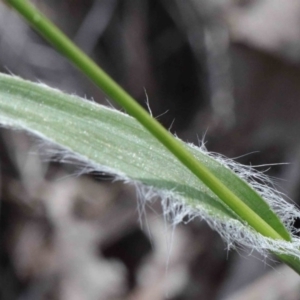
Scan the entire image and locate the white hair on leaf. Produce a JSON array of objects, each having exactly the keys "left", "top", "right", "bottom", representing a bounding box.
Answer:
[{"left": 5, "top": 125, "right": 300, "bottom": 261}]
